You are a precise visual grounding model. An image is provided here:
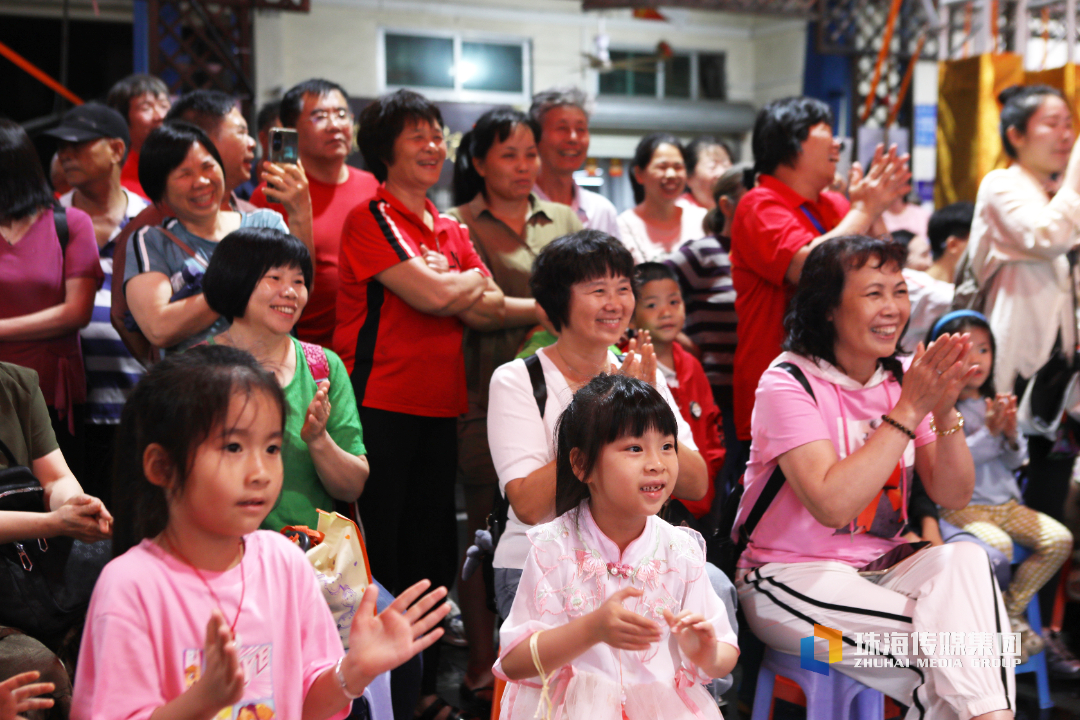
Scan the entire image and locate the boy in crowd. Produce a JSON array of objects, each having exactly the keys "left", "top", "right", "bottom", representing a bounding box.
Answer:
[{"left": 631, "top": 262, "right": 725, "bottom": 522}]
